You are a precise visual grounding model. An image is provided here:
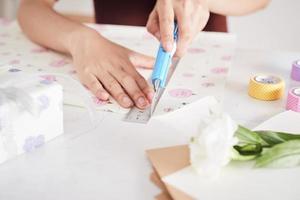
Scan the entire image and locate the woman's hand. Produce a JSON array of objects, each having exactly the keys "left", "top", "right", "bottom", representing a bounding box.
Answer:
[
  {"left": 146, "top": 0, "right": 210, "bottom": 57},
  {"left": 69, "top": 29, "right": 154, "bottom": 109}
]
